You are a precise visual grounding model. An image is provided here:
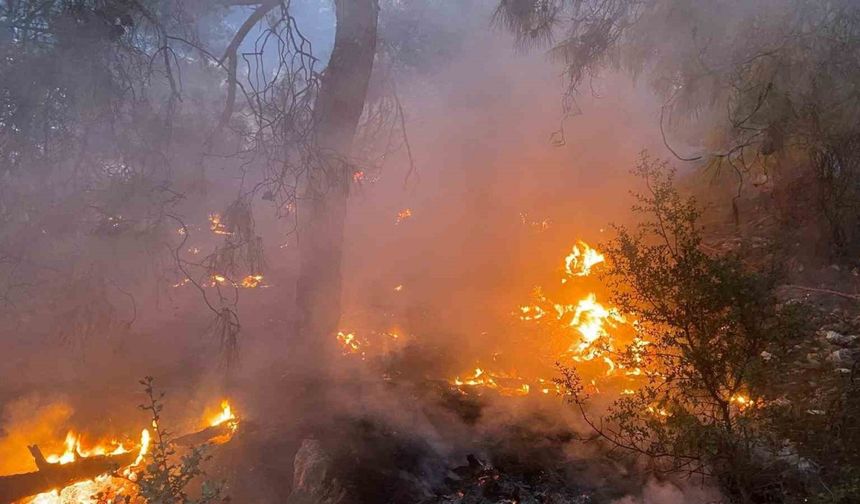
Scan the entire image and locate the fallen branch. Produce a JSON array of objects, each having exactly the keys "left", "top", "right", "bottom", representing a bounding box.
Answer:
[
  {"left": 0, "top": 449, "right": 136, "bottom": 503},
  {"left": 0, "top": 421, "right": 243, "bottom": 502},
  {"left": 780, "top": 284, "right": 860, "bottom": 302},
  {"left": 173, "top": 422, "right": 236, "bottom": 447}
]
